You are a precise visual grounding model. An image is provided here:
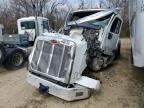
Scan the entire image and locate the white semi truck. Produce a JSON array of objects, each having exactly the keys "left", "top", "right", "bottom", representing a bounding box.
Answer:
[
  {"left": 0, "top": 16, "right": 50, "bottom": 69},
  {"left": 129, "top": 0, "right": 144, "bottom": 67},
  {"left": 27, "top": 9, "right": 123, "bottom": 101},
  {"left": 17, "top": 16, "right": 50, "bottom": 43}
]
